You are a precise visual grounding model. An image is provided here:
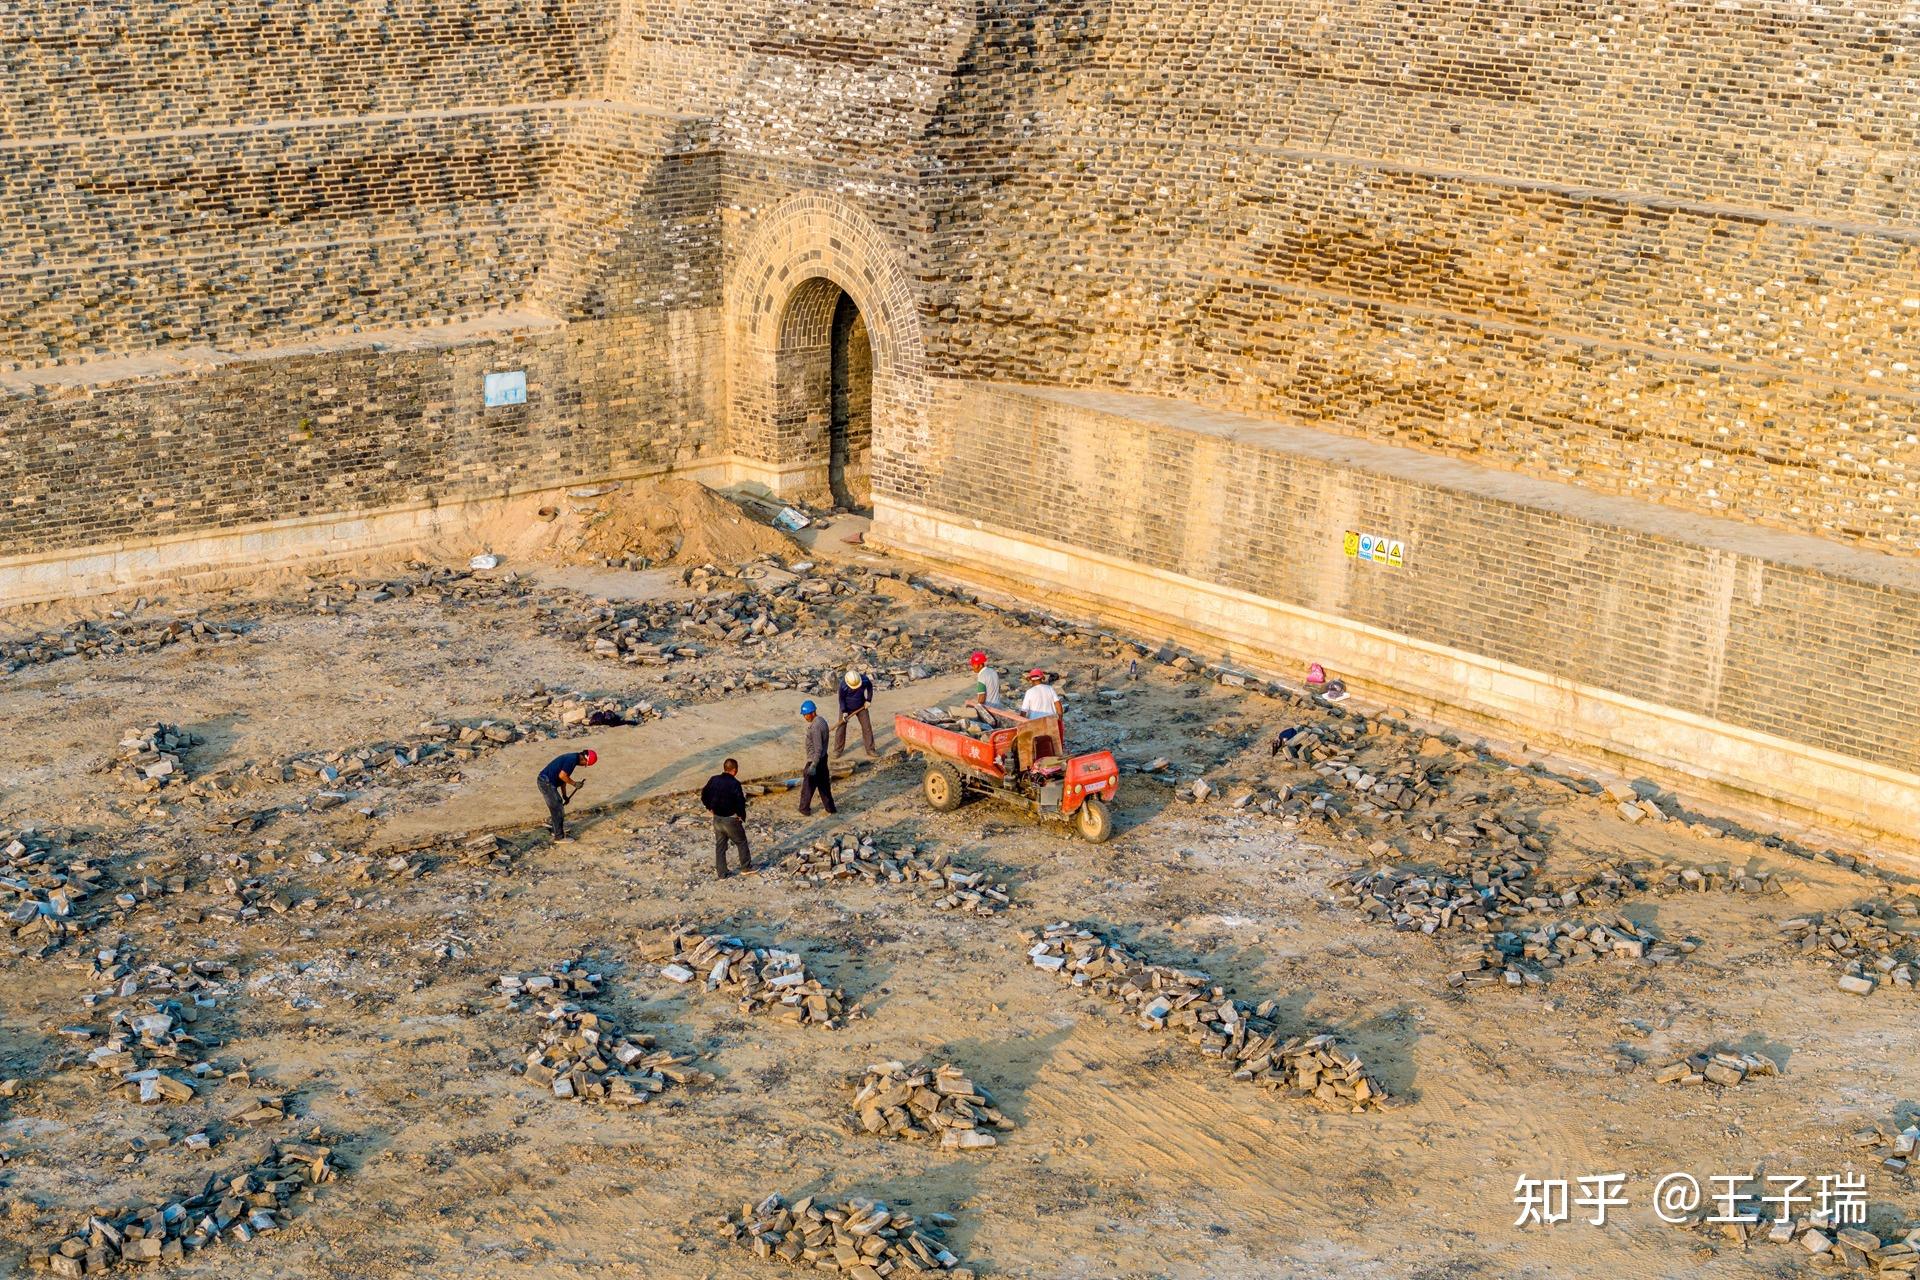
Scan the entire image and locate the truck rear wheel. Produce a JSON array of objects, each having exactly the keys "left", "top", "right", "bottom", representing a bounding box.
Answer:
[
  {"left": 923, "top": 762, "right": 964, "bottom": 812},
  {"left": 1075, "top": 796, "right": 1113, "bottom": 843}
]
